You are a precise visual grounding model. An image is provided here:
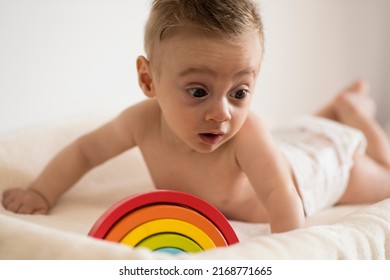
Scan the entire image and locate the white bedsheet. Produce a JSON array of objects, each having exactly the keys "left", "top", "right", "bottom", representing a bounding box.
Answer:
[{"left": 1, "top": 117, "right": 389, "bottom": 259}]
